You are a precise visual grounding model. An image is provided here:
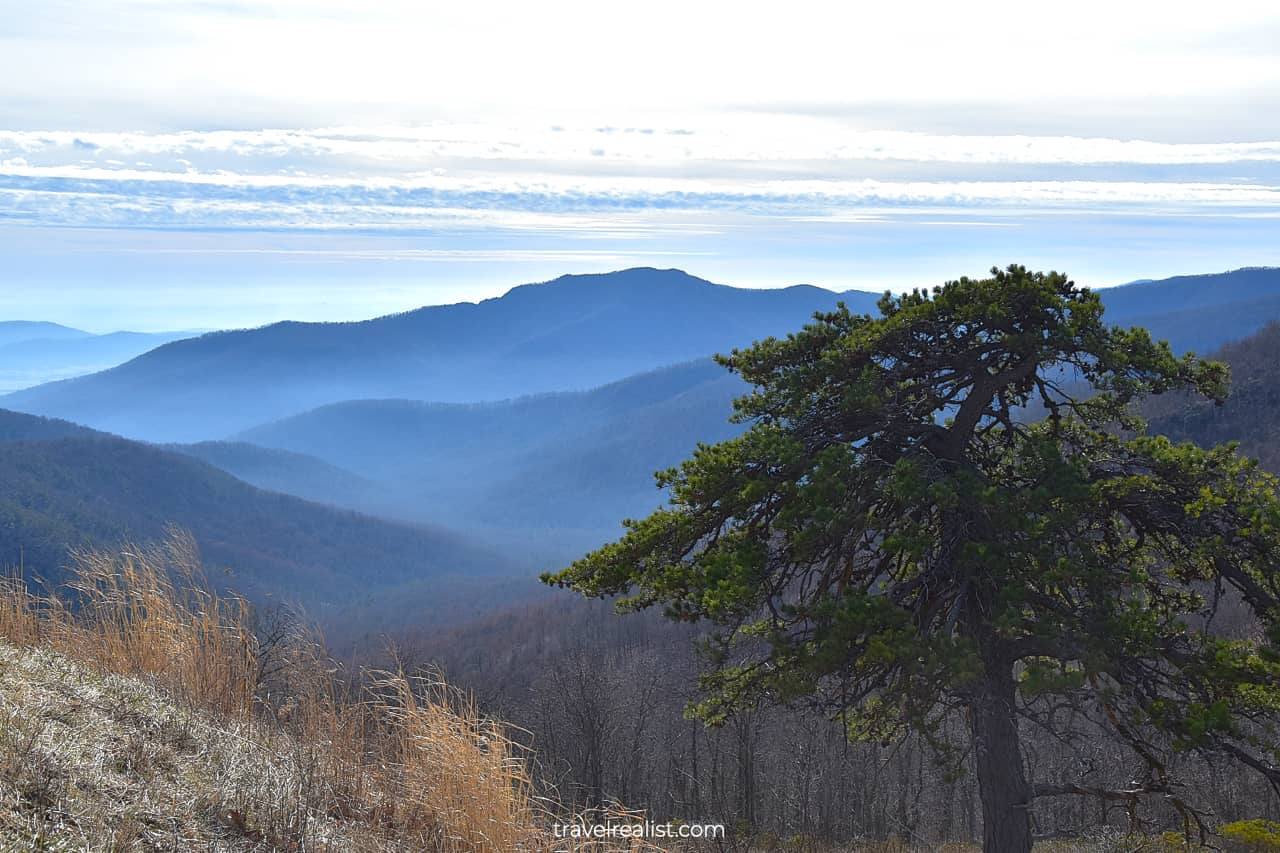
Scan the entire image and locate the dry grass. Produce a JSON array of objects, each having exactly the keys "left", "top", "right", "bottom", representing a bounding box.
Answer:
[
  {"left": 1, "top": 533, "right": 1204, "bottom": 852},
  {"left": 2, "top": 527, "right": 1239, "bottom": 845},
  {"left": 0, "top": 531, "right": 660, "bottom": 852}
]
